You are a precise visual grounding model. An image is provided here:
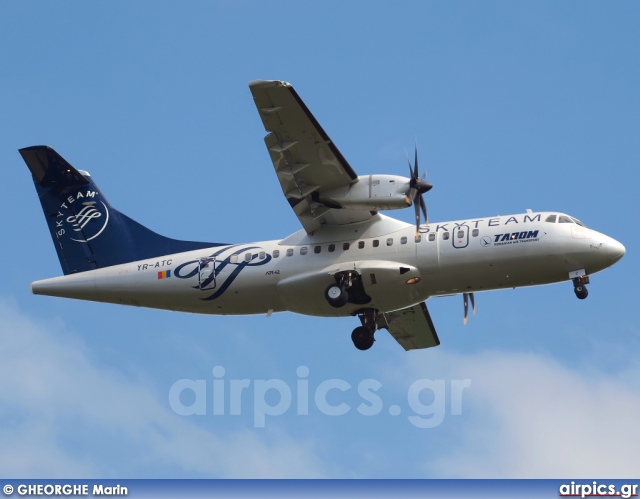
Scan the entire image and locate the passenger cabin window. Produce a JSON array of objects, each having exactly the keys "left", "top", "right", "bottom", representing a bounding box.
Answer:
[
  {"left": 343, "top": 242, "right": 350, "bottom": 251},
  {"left": 373, "top": 240, "right": 379, "bottom": 247},
  {"left": 401, "top": 236, "right": 407, "bottom": 244},
  {"left": 442, "top": 232, "right": 450, "bottom": 240},
  {"left": 230, "top": 254, "right": 238, "bottom": 263},
  {"left": 358, "top": 241, "right": 365, "bottom": 249},
  {"left": 314, "top": 246, "right": 321, "bottom": 254},
  {"left": 328, "top": 244, "right": 335, "bottom": 252},
  {"left": 415, "top": 235, "right": 422, "bottom": 242},
  {"left": 286, "top": 248, "right": 293, "bottom": 257},
  {"left": 259, "top": 251, "right": 265, "bottom": 260},
  {"left": 472, "top": 228, "right": 479, "bottom": 237},
  {"left": 457, "top": 231, "right": 464, "bottom": 239},
  {"left": 386, "top": 238, "right": 393, "bottom": 246},
  {"left": 244, "top": 252, "right": 252, "bottom": 262},
  {"left": 558, "top": 215, "right": 573, "bottom": 224},
  {"left": 300, "top": 247, "right": 308, "bottom": 255},
  {"left": 272, "top": 250, "right": 279, "bottom": 258},
  {"left": 428, "top": 233, "right": 436, "bottom": 242},
  {"left": 545, "top": 214, "right": 557, "bottom": 223}
]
